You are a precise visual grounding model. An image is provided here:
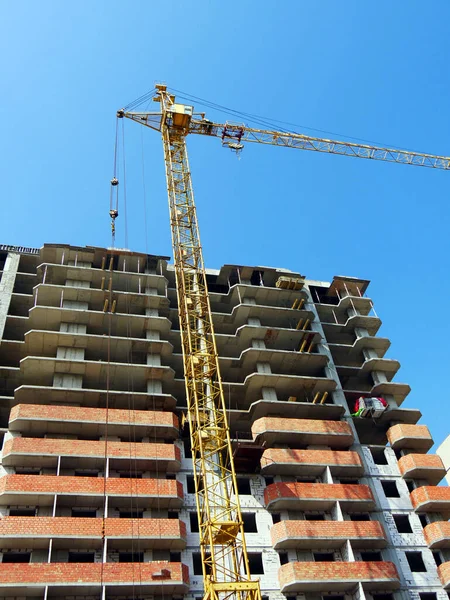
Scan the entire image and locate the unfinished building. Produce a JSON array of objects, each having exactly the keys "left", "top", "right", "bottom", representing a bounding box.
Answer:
[{"left": 0, "top": 242, "right": 448, "bottom": 600}]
